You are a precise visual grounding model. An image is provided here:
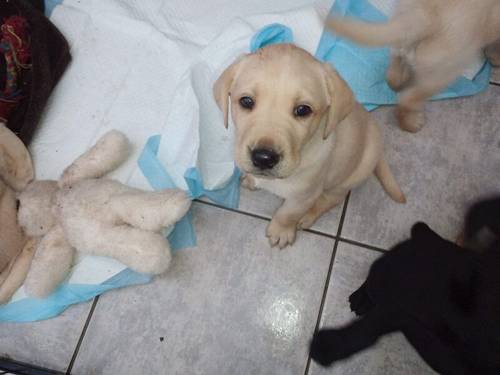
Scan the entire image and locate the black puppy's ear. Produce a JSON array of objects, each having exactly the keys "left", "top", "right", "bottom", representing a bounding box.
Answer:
[
  {"left": 411, "top": 222, "right": 443, "bottom": 243},
  {"left": 411, "top": 222, "right": 431, "bottom": 238}
]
